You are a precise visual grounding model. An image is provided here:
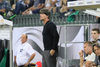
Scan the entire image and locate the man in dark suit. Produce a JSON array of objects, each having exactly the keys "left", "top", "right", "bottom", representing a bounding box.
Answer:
[{"left": 40, "top": 8, "right": 59, "bottom": 67}]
